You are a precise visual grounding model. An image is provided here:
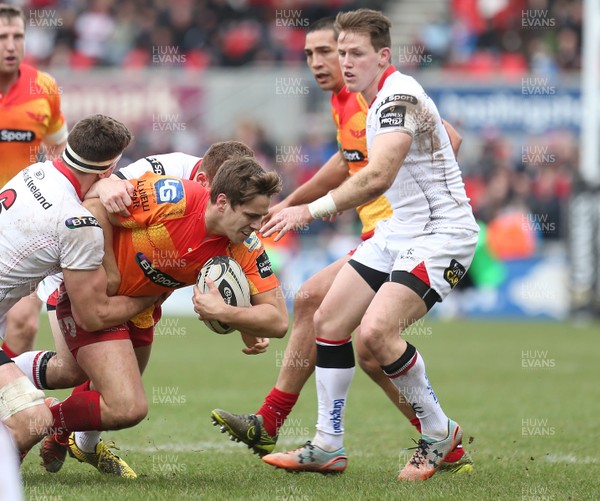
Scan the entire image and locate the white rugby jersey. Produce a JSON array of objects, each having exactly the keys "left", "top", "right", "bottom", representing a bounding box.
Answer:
[
  {"left": 0, "top": 161, "right": 104, "bottom": 335},
  {"left": 366, "top": 68, "right": 479, "bottom": 234},
  {"left": 115, "top": 152, "right": 202, "bottom": 181},
  {"left": 36, "top": 153, "right": 203, "bottom": 304}
]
